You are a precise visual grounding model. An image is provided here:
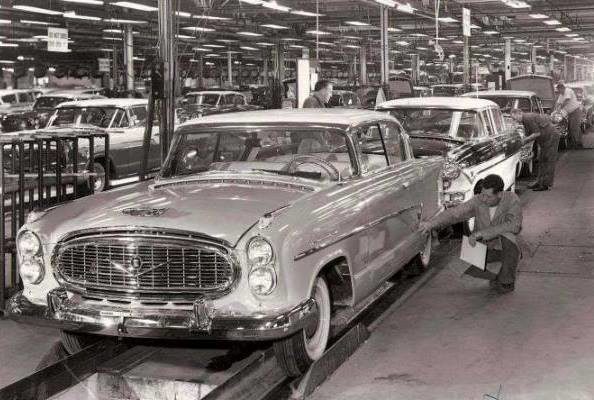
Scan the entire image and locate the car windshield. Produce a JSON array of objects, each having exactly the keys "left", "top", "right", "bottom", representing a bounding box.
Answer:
[
  {"left": 388, "top": 108, "right": 483, "bottom": 140},
  {"left": 162, "top": 126, "right": 352, "bottom": 181},
  {"left": 50, "top": 106, "right": 120, "bottom": 128},
  {"left": 473, "top": 97, "right": 518, "bottom": 113},
  {"left": 187, "top": 93, "right": 219, "bottom": 106},
  {"left": 1, "top": 94, "right": 17, "bottom": 105},
  {"left": 34, "top": 97, "right": 69, "bottom": 110}
]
